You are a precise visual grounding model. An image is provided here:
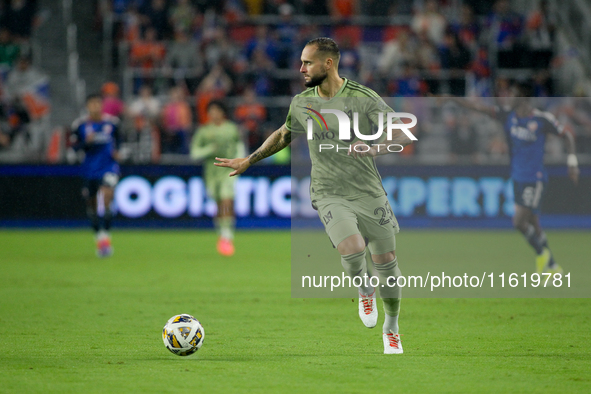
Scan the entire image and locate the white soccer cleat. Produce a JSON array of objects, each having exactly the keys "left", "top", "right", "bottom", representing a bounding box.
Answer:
[
  {"left": 358, "top": 290, "right": 378, "bottom": 328},
  {"left": 383, "top": 331, "right": 403, "bottom": 354}
]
